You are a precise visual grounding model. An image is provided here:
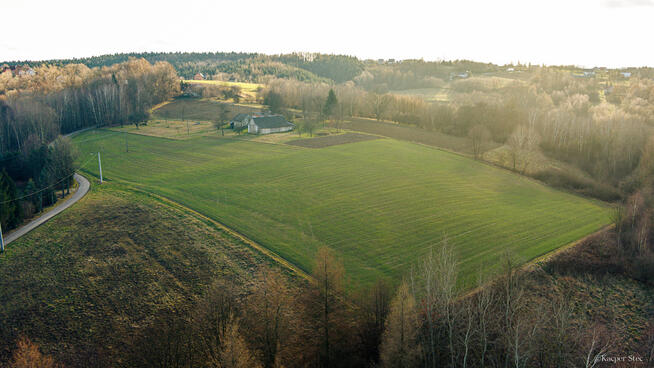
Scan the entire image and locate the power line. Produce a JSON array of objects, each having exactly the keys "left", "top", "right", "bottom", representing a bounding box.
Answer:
[
  {"left": 0, "top": 129, "right": 120, "bottom": 206},
  {"left": 0, "top": 128, "right": 114, "bottom": 163},
  {"left": 0, "top": 153, "right": 95, "bottom": 205}
]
